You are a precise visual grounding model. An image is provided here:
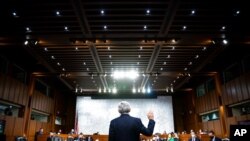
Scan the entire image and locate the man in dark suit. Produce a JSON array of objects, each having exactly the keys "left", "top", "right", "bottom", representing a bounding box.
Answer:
[
  {"left": 188, "top": 131, "right": 200, "bottom": 141},
  {"left": 208, "top": 130, "right": 222, "bottom": 141},
  {"left": 108, "top": 101, "right": 155, "bottom": 141}
]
